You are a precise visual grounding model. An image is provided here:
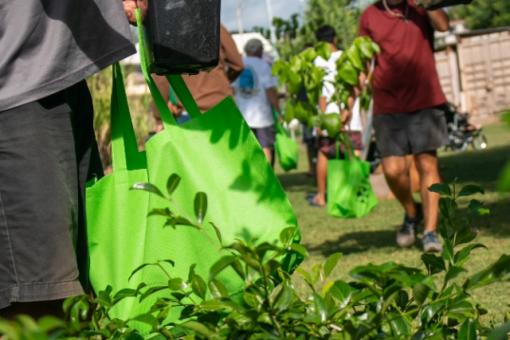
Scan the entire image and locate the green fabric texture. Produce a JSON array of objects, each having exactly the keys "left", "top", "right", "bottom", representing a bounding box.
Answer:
[
  {"left": 86, "top": 9, "right": 301, "bottom": 322},
  {"left": 326, "top": 135, "right": 378, "bottom": 218},
  {"left": 274, "top": 113, "right": 299, "bottom": 172}
]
